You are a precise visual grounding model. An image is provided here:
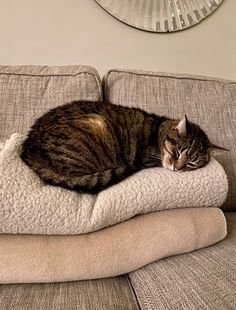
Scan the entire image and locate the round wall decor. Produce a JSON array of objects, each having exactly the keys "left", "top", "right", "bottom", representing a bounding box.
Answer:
[{"left": 96, "top": 0, "right": 224, "bottom": 32}]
